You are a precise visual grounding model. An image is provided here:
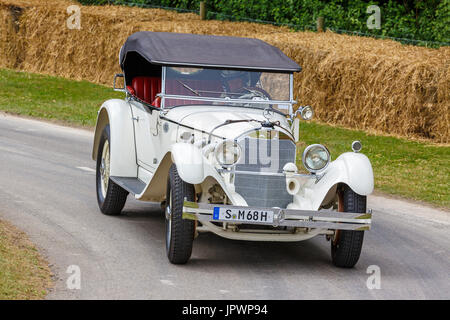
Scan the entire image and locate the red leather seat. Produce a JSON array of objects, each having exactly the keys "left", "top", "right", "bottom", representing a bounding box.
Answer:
[{"left": 129, "top": 76, "right": 161, "bottom": 106}]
